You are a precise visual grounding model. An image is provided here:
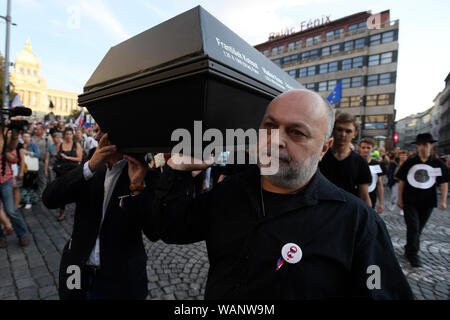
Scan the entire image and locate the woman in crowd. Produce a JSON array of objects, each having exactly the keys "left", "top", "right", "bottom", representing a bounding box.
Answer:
[
  {"left": 53, "top": 128, "right": 82, "bottom": 221},
  {"left": 44, "top": 132, "right": 62, "bottom": 184},
  {"left": 21, "top": 132, "right": 40, "bottom": 210}
]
